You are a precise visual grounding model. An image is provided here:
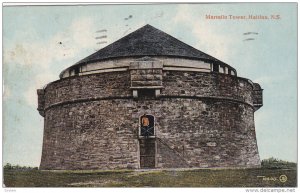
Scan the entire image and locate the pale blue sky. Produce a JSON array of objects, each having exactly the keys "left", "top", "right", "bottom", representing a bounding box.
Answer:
[{"left": 3, "top": 3, "right": 297, "bottom": 166}]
